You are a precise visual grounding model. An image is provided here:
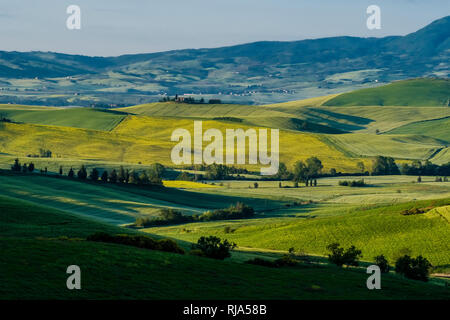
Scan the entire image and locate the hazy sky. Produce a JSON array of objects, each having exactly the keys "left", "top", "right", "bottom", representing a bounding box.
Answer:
[{"left": 0, "top": 0, "right": 448, "bottom": 56}]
